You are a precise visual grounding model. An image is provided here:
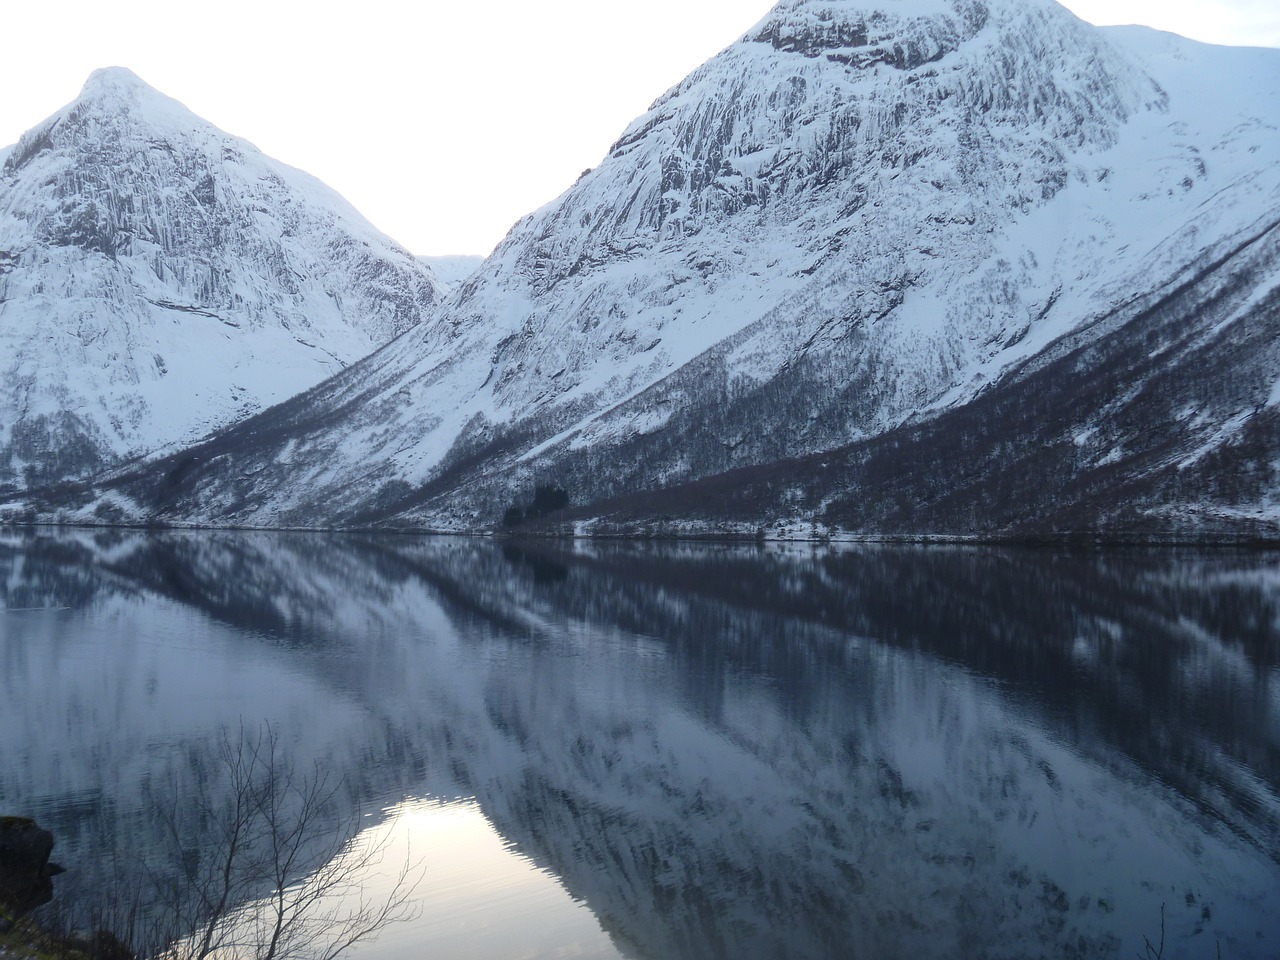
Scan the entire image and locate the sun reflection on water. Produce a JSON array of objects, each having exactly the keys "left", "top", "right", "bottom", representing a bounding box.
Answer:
[{"left": 344, "top": 799, "right": 628, "bottom": 960}]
